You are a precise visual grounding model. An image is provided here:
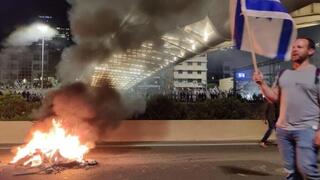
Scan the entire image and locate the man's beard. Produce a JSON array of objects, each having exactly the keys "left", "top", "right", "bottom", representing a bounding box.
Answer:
[{"left": 292, "top": 54, "right": 309, "bottom": 64}]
